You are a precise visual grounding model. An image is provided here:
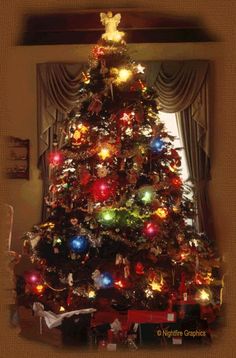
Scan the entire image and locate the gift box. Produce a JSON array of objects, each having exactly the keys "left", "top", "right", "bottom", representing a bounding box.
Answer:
[
  {"left": 127, "top": 310, "right": 176, "bottom": 326},
  {"left": 18, "top": 305, "right": 62, "bottom": 347},
  {"left": 61, "top": 313, "right": 92, "bottom": 347}
]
